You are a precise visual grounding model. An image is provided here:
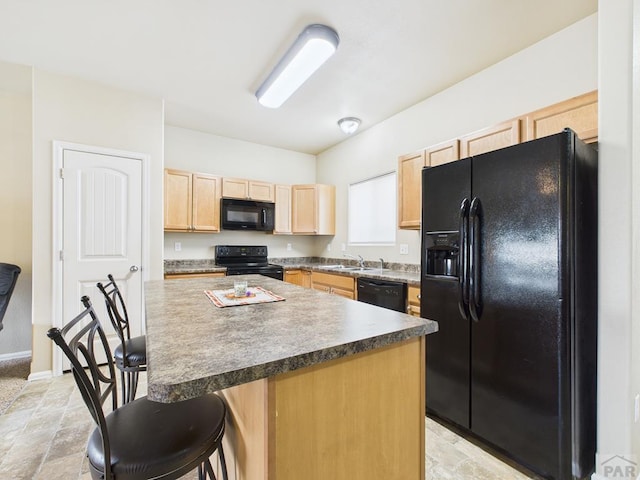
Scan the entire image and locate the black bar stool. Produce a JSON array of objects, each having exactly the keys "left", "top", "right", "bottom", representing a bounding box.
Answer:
[
  {"left": 97, "top": 274, "right": 146, "bottom": 404},
  {"left": 48, "top": 296, "right": 228, "bottom": 480}
]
